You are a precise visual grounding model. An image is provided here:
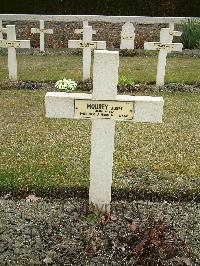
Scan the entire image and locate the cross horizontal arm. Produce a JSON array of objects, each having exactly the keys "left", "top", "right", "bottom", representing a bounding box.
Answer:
[
  {"left": 31, "top": 28, "right": 53, "bottom": 34},
  {"left": 75, "top": 29, "right": 96, "bottom": 34},
  {"left": 0, "top": 27, "right": 7, "bottom": 33},
  {"left": 0, "top": 39, "right": 30, "bottom": 48},
  {"left": 68, "top": 40, "right": 106, "bottom": 49},
  {"left": 31, "top": 28, "right": 40, "bottom": 34},
  {"left": 75, "top": 29, "right": 83, "bottom": 34},
  {"left": 170, "top": 30, "right": 182, "bottom": 37},
  {"left": 45, "top": 92, "right": 164, "bottom": 123},
  {"left": 144, "top": 41, "right": 183, "bottom": 52},
  {"left": 43, "top": 29, "right": 53, "bottom": 34}
]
